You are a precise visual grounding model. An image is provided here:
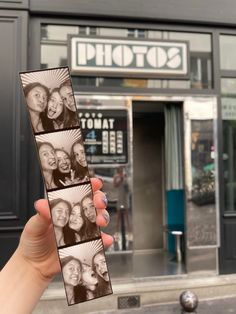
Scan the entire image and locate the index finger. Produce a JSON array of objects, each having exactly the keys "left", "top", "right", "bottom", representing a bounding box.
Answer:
[{"left": 91, "top": 177, "right": 103, "bottom": 192}]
